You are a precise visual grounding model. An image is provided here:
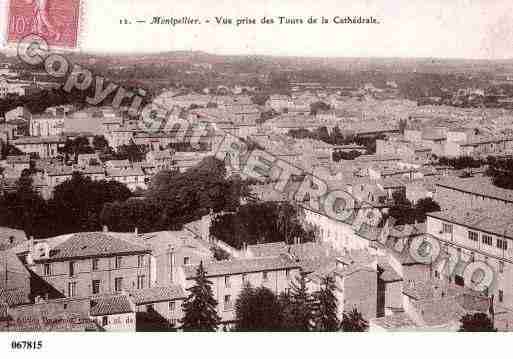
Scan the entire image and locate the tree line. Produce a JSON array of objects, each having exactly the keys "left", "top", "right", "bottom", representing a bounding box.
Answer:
[
  {"left": 210, "top": 201, "right": 315, "bottom": 249},
  {"left": 0, "top": 157, "right": 247, "bottom": 238}
]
